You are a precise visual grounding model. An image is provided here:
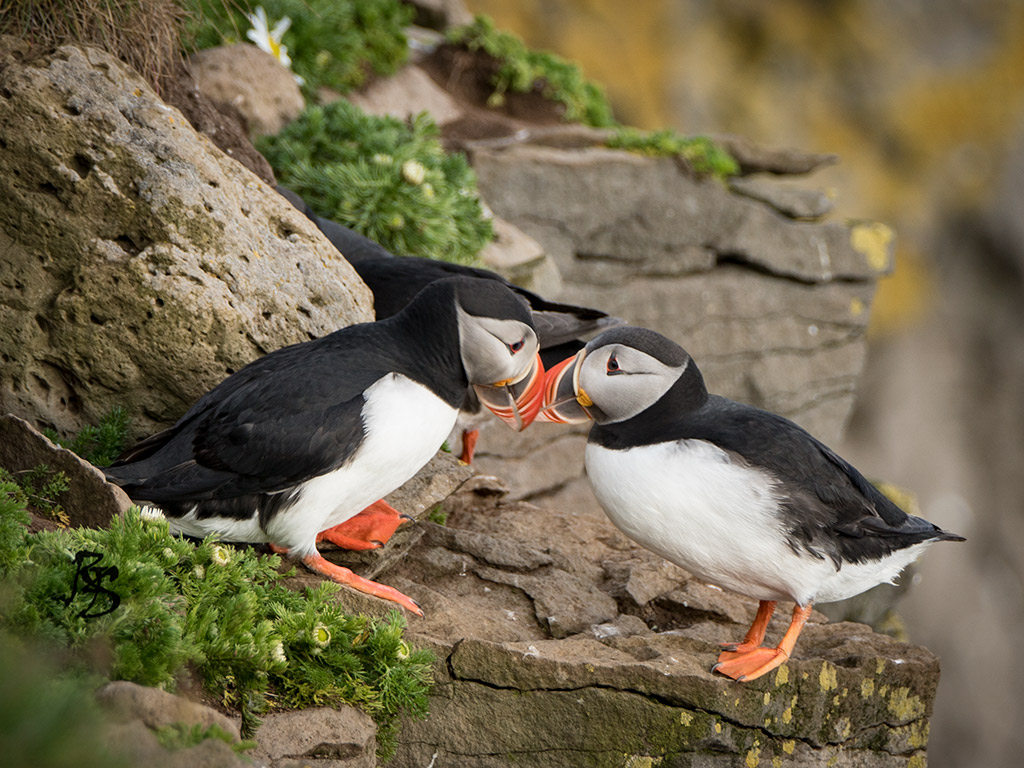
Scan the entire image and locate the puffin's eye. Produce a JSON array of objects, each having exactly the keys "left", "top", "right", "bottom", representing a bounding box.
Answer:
[
  {"left": 509, "top": 339, "right": 525, "bottom": 354},
  {"left": 607, "top": 354, "right": 621, "bottom": 374}
]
